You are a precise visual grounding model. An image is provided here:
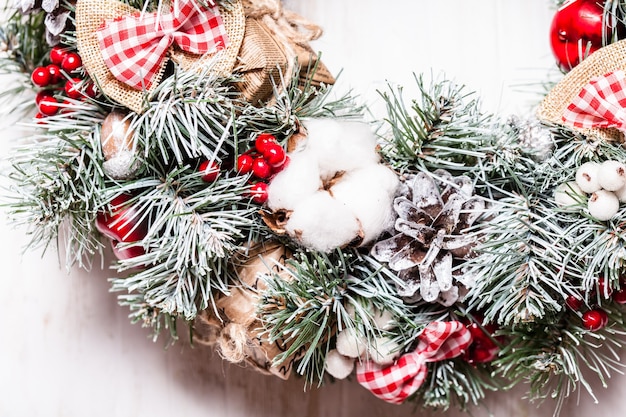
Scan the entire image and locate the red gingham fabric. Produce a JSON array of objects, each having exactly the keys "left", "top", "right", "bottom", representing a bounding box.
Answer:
[
  {"left": 96, "top": 0, "right": 229, "bottom": 90},
  {"left": 562, "top": 70, "right": 626, "bottom": 131},
  {"left": 356, "top": 321, "right": 472, "bottom": 405}
]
